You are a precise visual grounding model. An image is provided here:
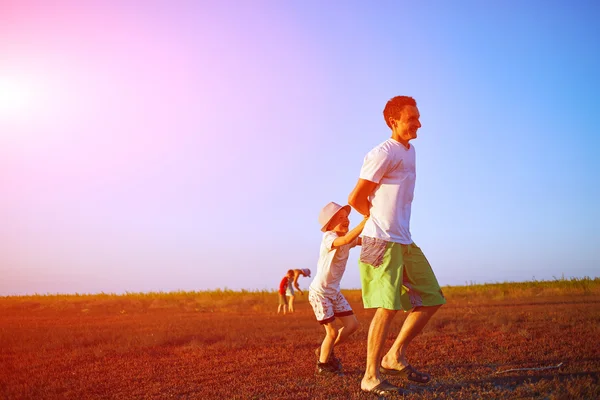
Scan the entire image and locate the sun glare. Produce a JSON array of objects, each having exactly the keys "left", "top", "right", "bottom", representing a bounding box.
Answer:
[{"left": 0, "top": 75, "right": 36, "bottom": 123}]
